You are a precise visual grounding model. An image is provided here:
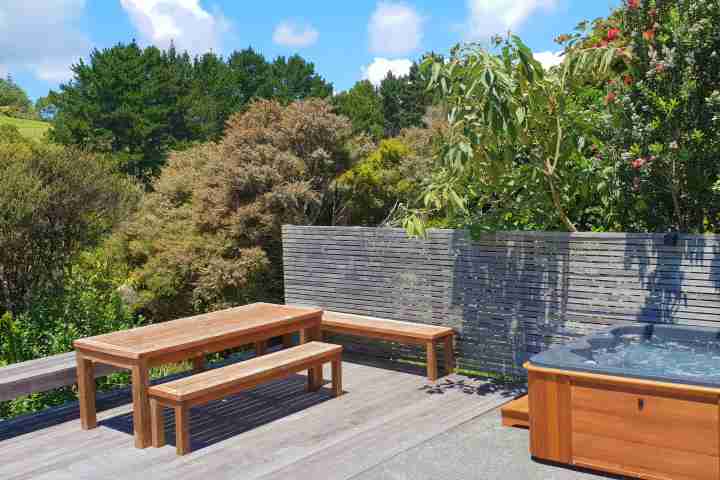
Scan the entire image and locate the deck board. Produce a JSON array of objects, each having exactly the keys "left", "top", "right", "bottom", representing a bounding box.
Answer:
[{"left": 0, "top": 359, "right": 512, "bottom": 480}]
